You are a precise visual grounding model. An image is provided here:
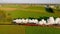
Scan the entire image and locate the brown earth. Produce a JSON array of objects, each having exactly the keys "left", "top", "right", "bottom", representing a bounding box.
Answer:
[{"left": 0, "top": 8, "right": 17, "bottom": 11}]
